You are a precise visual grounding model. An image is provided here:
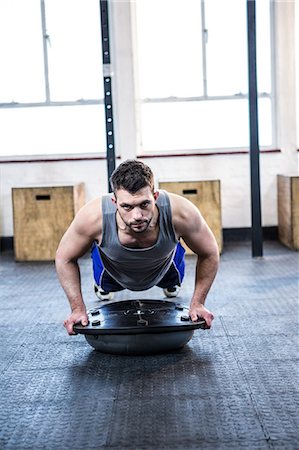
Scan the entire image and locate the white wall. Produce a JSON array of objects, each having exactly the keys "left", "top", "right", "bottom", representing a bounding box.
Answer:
[
  {"left": 296, "top": 0, "right": 299, "bottom": 150},
  {"left": 0, "top": 150, "right": 290, "bottom": 237},
  {"left": 0, "top": 159, "right": 108, "bottom": 237},
  {"left": 0, "top": 0, "right": 298, "bottom": 239}
]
